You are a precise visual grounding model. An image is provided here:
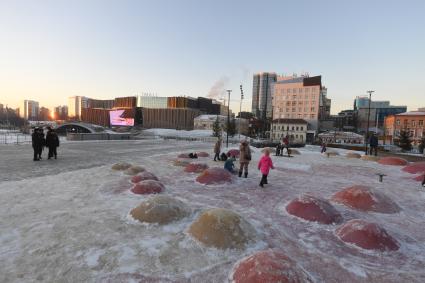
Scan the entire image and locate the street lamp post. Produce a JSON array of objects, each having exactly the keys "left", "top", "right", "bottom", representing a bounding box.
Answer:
[
  {"left": 226, "top": 89, "right": 232, "bottom": 148},
  {"left": 365, "top": 90, "right": 375, "bottom": 155},
  {"left": 239, "top": 85, "right": 244, "bottom": 141}
]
